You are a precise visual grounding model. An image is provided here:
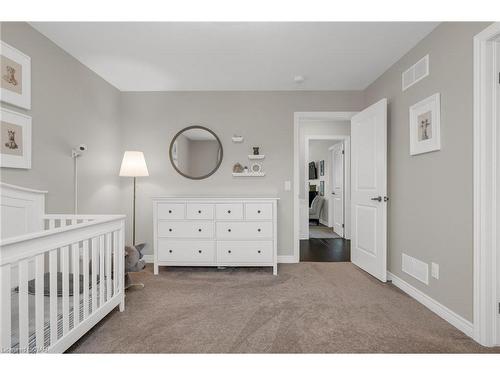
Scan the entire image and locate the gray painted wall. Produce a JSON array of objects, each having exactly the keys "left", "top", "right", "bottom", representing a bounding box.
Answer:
[
  {"left": 119, "top": 91, "right": 364, "bottom": 255},
  {"left": 0, "top": 22, "right": 122, "bottom": 214},
  {"left": 364, "top": 22, "right": 490, "bottom": 321}
]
